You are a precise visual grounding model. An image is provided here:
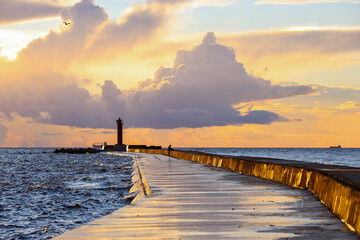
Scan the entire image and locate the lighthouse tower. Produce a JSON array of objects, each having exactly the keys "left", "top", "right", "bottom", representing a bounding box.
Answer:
[
  {"left": 114, "top": 117, "right": 126, "bottom": 151},
  {"left": 116, "top": 117, "right": 123, "bottom": 145}
]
